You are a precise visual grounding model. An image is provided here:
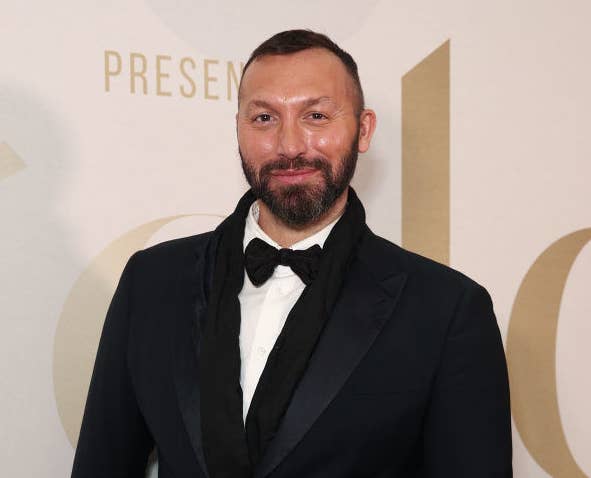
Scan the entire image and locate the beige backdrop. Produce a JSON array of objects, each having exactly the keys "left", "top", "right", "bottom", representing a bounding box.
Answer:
[{"left": 1, "top": 1, "right": 590, "bottom": 477}]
